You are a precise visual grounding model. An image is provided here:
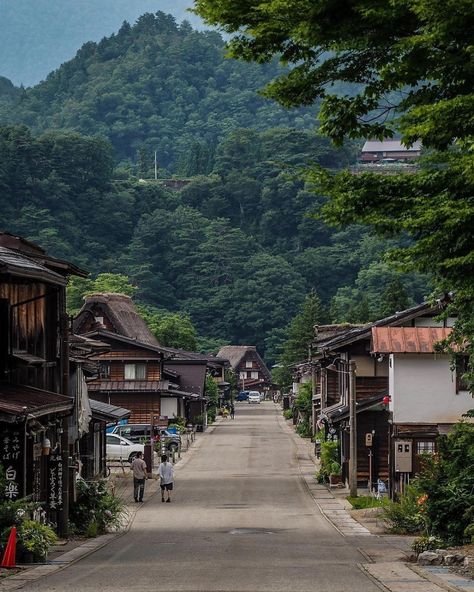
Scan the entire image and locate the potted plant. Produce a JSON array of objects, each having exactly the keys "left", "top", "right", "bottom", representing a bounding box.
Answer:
[
  {"left": 17, "top": 520, "right": 57, "bottom": 563},
  {"left": 329, "top": 462, "right": 342, "bottom": 487},
  {"left": 194, "top": 413, "right": 205, "bottom": 432}
]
